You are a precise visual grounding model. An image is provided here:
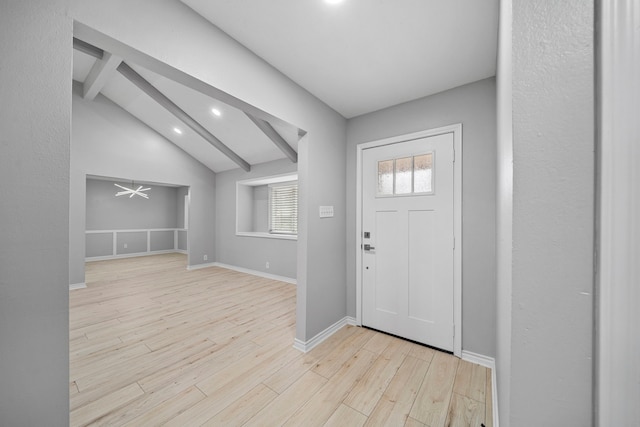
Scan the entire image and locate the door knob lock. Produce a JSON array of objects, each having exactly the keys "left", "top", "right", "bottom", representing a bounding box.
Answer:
[{"left": 364, "top": 244, "right": 375, "bottom": 251}]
